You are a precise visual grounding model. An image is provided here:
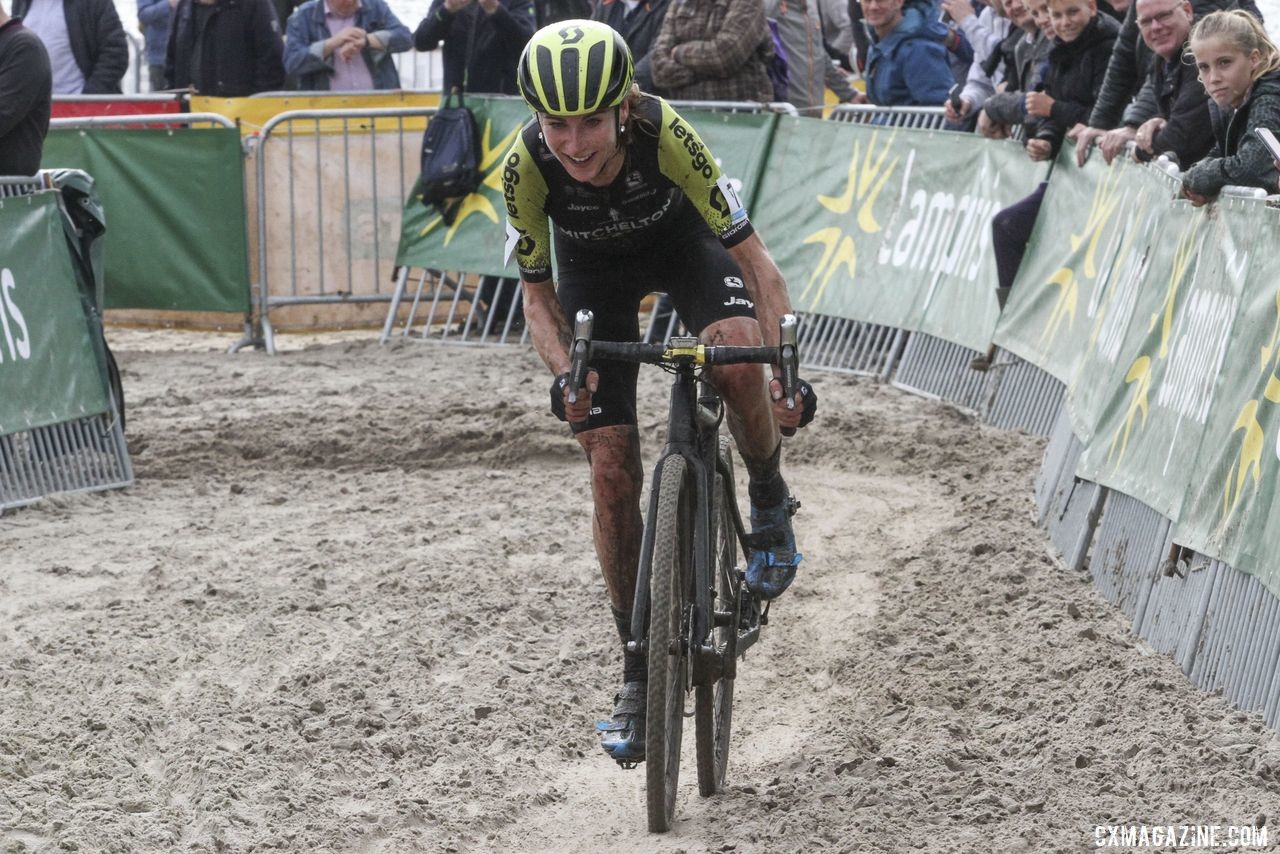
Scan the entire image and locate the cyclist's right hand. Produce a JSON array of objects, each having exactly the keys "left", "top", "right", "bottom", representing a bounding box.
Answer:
[{"left": 551, "top": 368, "right": 599, "bottom": 423}]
